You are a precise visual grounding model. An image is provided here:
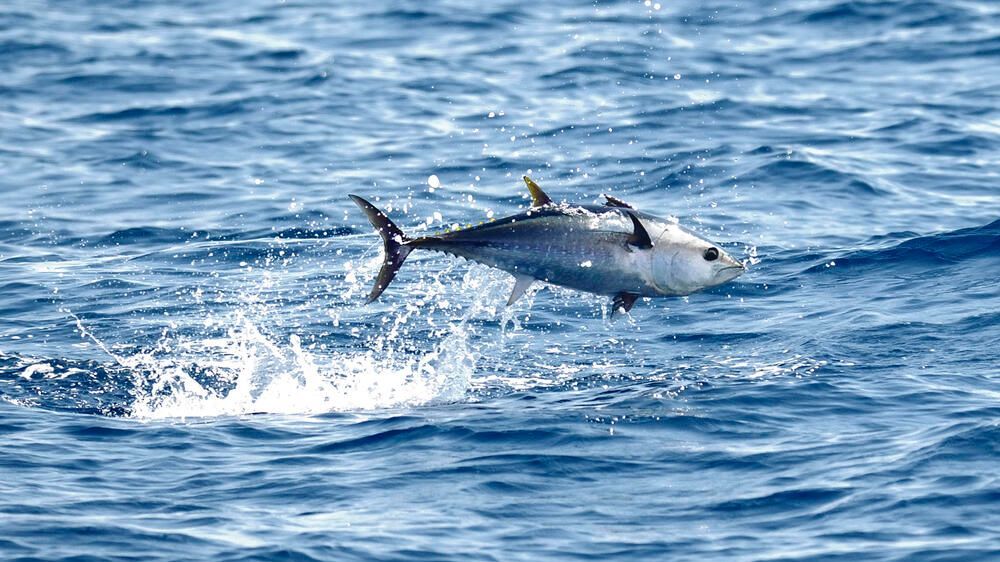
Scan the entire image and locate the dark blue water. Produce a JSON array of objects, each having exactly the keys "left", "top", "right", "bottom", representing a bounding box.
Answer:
[{"left": 2, "top": 1, "right": 999, "bottom": 560}]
